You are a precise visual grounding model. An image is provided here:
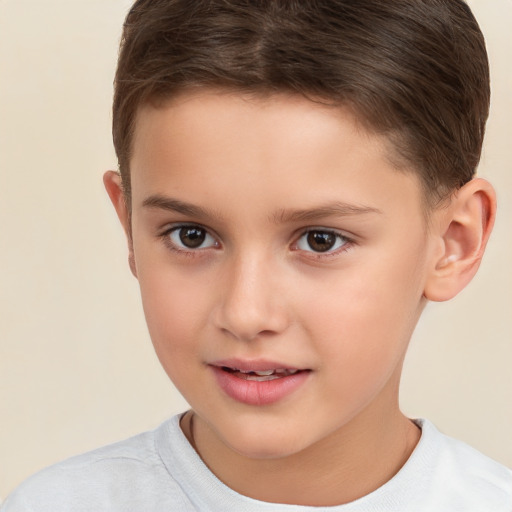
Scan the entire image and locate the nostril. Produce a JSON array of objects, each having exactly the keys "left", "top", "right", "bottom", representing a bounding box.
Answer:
[{"left": 212, "top": 280, "right": 290, "bottom": 341}]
